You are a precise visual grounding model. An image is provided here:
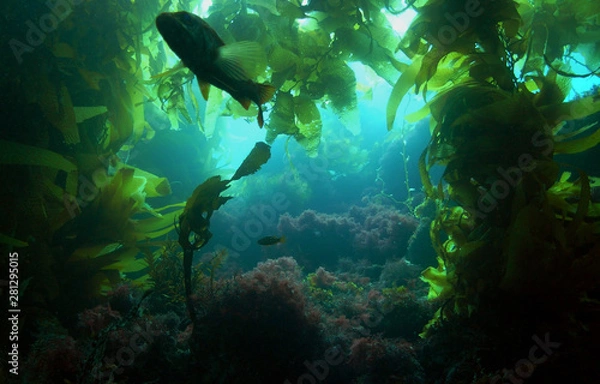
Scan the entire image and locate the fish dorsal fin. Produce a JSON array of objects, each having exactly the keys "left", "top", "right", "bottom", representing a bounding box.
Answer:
[
  {"left": 198, "top": 78, "right": 211, "bottom": 100},
  {"left": 216, "top": 41, "right": 267, "bottom": 80}
]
